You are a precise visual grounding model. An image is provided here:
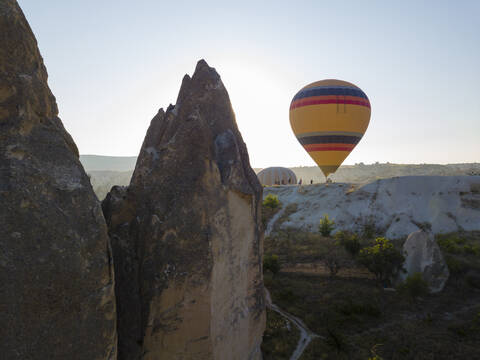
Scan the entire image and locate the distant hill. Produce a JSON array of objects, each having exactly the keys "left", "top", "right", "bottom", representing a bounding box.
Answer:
[
  {"left": 80, "top": 155, "right": 480, "bottom": 199},
  {"left": 80, "top": 155, "right": 137, "bottom": 172},
  {"left": 87, "top": 170, "right": 133, "bottom": 200},
  {"left": 290, "top": 163, "right": 480, "bottom": 184}
]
